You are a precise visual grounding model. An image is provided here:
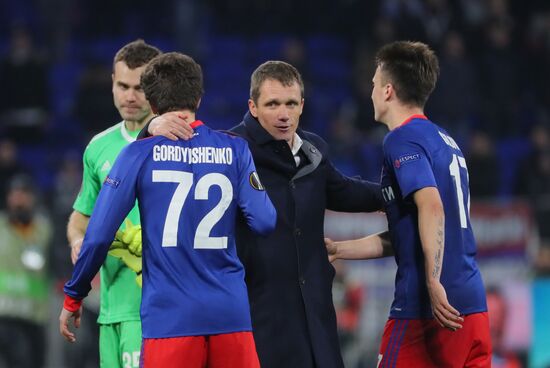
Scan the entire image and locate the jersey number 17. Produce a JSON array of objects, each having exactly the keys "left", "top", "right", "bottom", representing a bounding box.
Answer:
[{"left": 449, "top": 154, "right": 470, "bottom": 229}]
